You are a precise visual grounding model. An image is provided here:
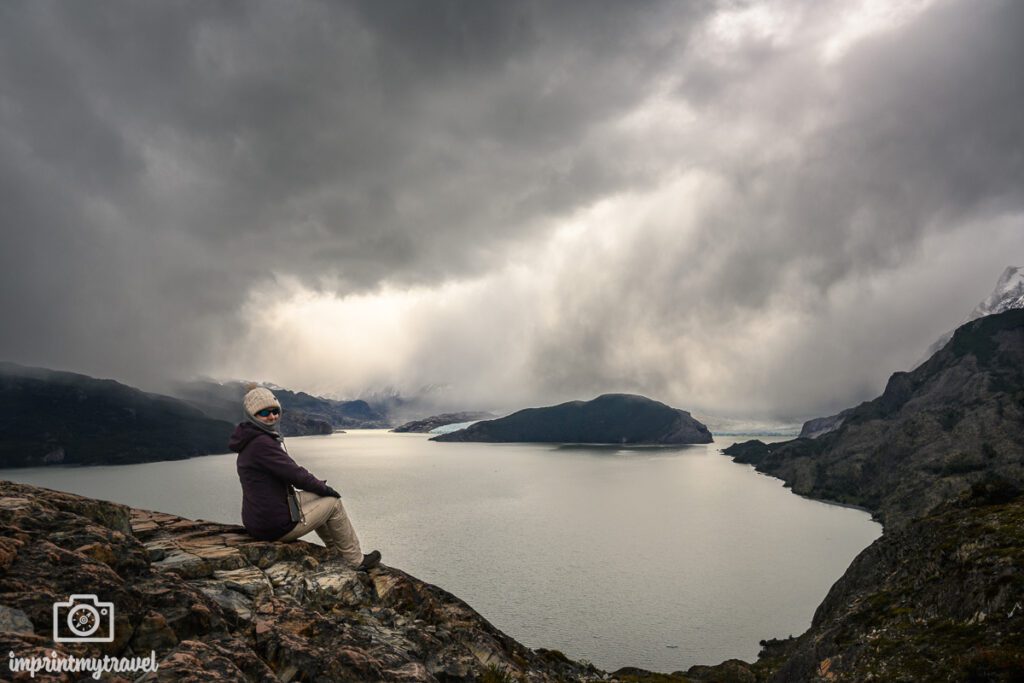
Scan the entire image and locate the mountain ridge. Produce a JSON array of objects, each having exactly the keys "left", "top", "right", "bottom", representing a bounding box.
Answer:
[
  {"left": 726, "top": 308, "right": 1024, "bottom": 528},
  {"left": 167, "top": 379, "right": 388, "bottom": 430},
  {"left": 801, "top": 265, "right": 1024, "bottom": 440}
]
